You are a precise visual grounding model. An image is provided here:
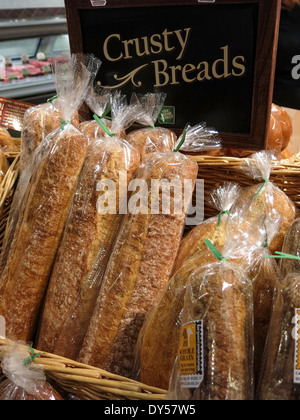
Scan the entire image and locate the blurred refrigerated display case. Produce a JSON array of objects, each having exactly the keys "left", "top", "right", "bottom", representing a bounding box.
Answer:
[{"left": 0, "top": 15, "right": 70, "bottom": 104}]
